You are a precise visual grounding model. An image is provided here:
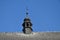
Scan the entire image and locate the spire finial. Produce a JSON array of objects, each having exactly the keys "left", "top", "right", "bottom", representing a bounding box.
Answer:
[{"left": 26, "top": 7, "right": 29, "bottom": 18}]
